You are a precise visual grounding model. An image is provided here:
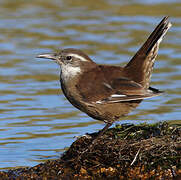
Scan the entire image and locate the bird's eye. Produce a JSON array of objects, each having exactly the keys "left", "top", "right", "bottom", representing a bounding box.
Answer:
[{"left": 66, "top": 56, "right": 72, "bottom": 60}]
